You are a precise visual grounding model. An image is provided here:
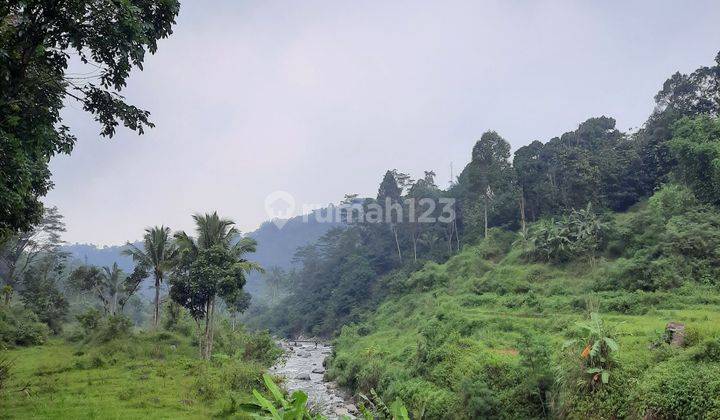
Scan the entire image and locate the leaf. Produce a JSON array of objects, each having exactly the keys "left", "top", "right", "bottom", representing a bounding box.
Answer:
[
  {"left": 603, "top": 337, "right": 619, "bottom": 353},
  {"left": 253, "top": 389, "right": 280, "bottom": 418},
  {"left": 601, "top": 370, "right": 610, "bottom": 384},
  {"left": 289, "top": 390, "right": 308, "bottom": 420},
  {"left": 390, "top": 399, "right": 410, "bottom": 420},
  {"left": 263, "top": 374, "right": 288, "bottom": 408},
  {"left": 585, "top": 367, "right": 602, "bottom": 374},
  {"left": 562, "top": 339, "right": 577, "bottom": 349},
  {"left": 237, "top": 402, "right": 264, "bottom": 414},
  {"left": 591, "top": 340, "right": 602, "bottom": 357}
]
